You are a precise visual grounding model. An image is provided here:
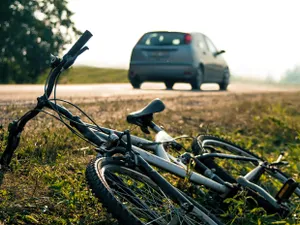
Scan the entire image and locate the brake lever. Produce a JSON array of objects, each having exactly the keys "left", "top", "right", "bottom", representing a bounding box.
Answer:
[
  {"left": 62, "top": 46, "right": 89, "bottom": 71},
  {"left": 76, "top": 46, "right": 89, "bottom": 57}
]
